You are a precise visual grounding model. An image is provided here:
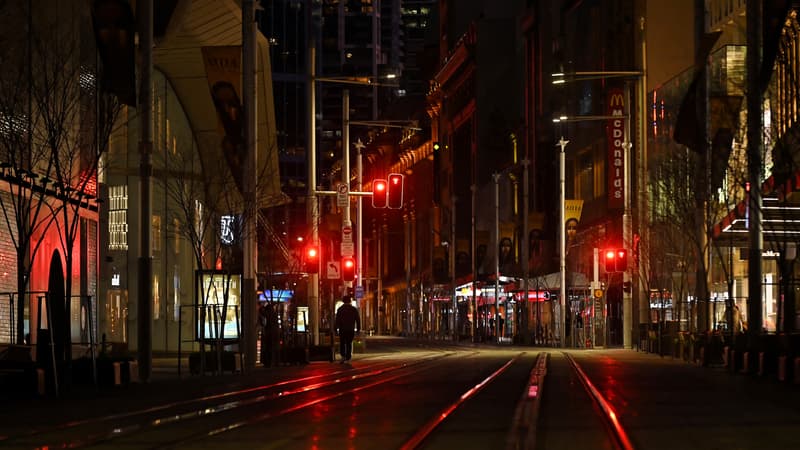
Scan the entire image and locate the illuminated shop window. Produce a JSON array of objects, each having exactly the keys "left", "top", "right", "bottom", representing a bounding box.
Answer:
[
  {"left": 109, "top": 185, "right": 128, "bottom": 250},
  {"left": 153, "top": 274, "right": 160, "bottom": 320}
]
